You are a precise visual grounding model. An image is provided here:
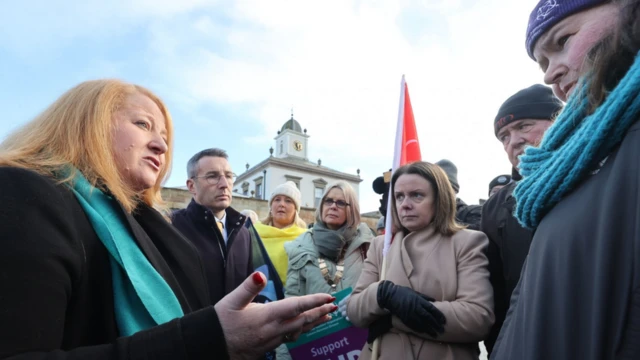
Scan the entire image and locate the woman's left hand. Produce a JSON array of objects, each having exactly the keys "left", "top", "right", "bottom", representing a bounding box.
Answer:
[{"left": 377, "top": 280, "right": 446, "bottom": 337}]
